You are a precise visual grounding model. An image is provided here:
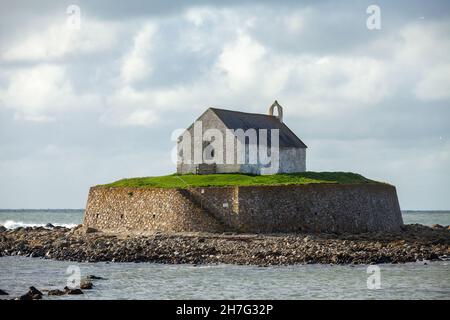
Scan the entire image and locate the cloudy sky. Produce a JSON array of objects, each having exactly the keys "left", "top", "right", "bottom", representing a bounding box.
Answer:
[{"left": 0, "top": 0, "right": 449, "bottom": 209}]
